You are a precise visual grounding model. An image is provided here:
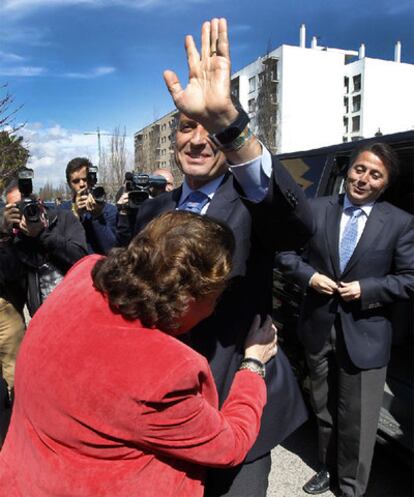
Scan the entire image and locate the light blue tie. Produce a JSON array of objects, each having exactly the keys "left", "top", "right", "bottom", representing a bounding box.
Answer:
[
  {"left": 178, "top": 191, "right": 209, "bottom": 214},
  {"left": 339, "top": 206, "right": 363, "bottom": 273}
]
